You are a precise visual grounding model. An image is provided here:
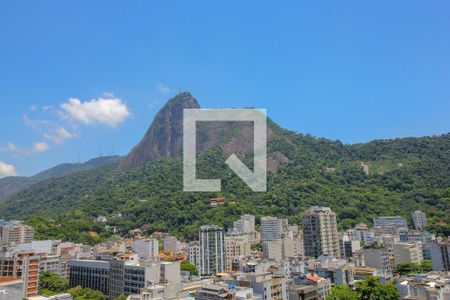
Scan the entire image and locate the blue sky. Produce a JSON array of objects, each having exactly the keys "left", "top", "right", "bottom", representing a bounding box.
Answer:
[{"left": 0, "top": 1, "right": 449, "bottom": 177}]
